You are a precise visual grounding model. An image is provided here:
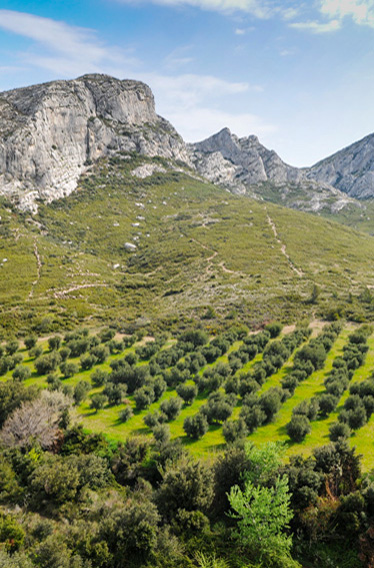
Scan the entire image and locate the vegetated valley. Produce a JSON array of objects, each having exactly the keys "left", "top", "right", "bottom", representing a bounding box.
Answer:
[{"left": 3, "top": 76, "right": 374, "bottom": 568}]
